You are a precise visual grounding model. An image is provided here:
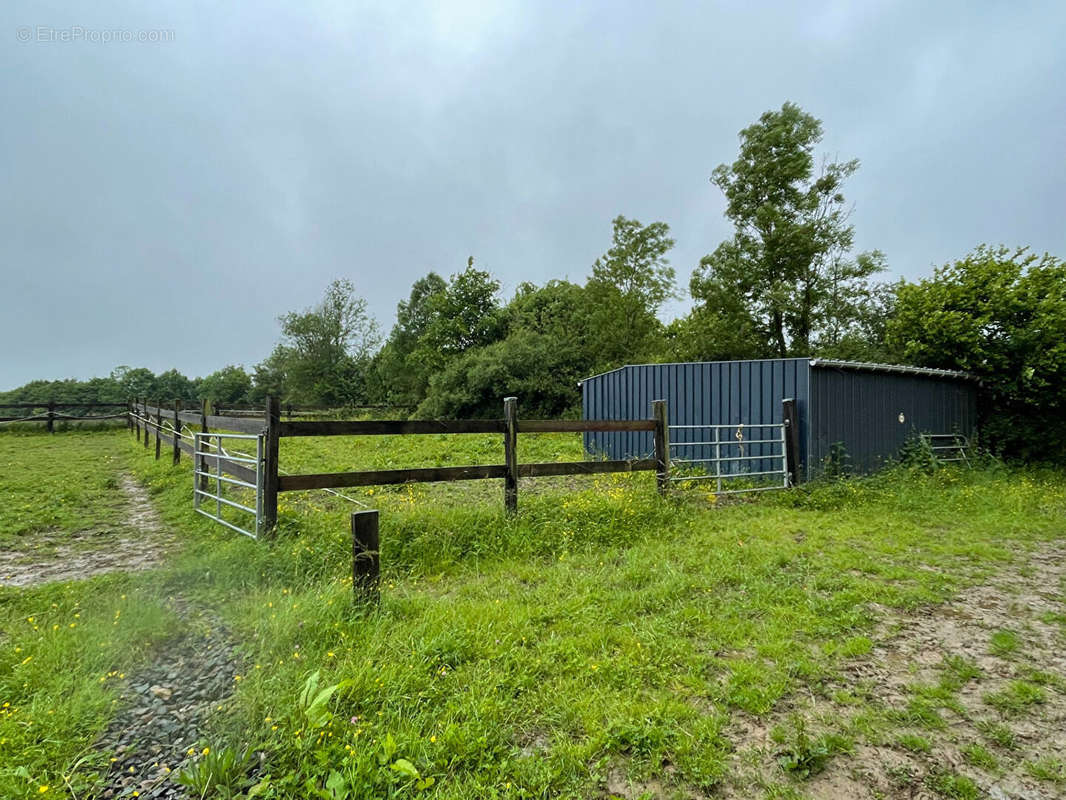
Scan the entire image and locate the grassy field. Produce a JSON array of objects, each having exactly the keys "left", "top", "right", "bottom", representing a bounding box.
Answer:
[{"left": 1, "top": 429, "right": 1065, "bottom": 798}]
